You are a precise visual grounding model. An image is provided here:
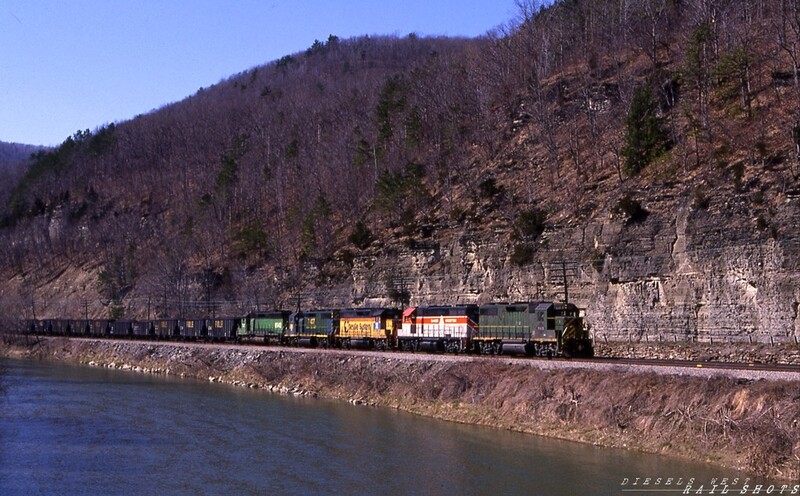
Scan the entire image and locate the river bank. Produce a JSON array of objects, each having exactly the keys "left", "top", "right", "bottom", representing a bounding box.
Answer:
[{"left": 2, "top": 336, "right": 798, "bottom": 481}]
